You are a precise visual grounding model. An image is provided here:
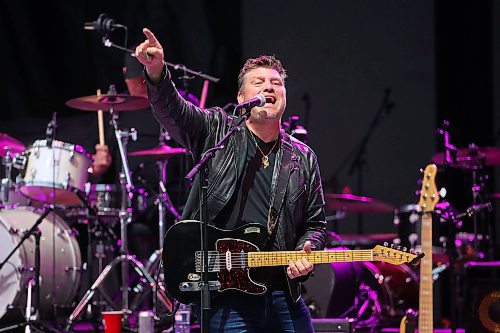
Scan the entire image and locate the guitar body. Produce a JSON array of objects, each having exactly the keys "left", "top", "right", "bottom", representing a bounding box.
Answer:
[{"left": 162, "top": 220, "right": 269, "bottom": 304}]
